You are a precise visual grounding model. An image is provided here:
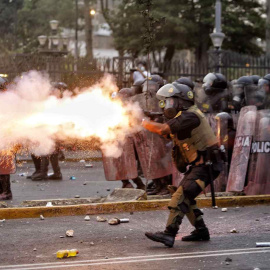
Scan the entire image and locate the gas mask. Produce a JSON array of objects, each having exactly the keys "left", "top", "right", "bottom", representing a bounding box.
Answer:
[{"left": 163, "top": 97, "right": 182, "bottom": 119}]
